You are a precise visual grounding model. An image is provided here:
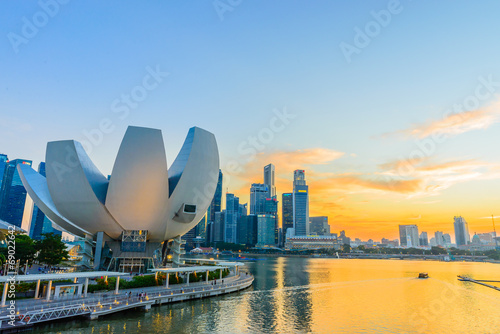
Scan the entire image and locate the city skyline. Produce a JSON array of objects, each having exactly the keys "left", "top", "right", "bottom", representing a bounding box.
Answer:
[{"left": 3, "top": 1, "right": 500, "bottom": 240}]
